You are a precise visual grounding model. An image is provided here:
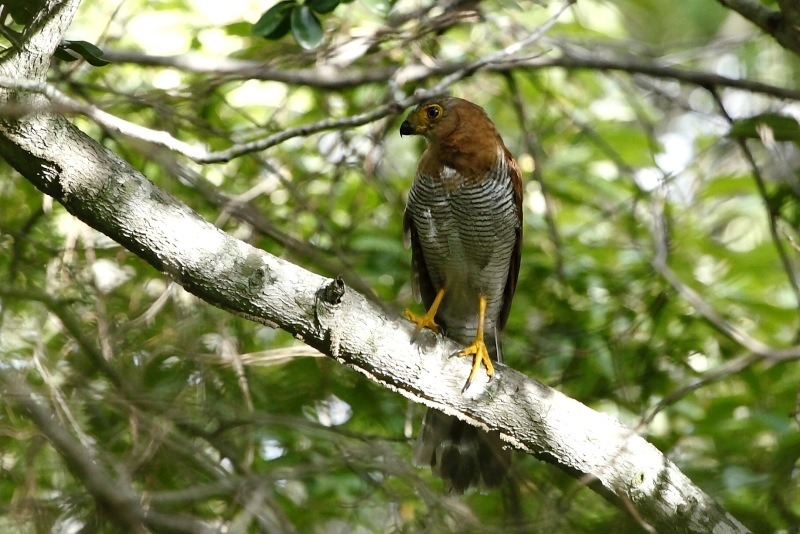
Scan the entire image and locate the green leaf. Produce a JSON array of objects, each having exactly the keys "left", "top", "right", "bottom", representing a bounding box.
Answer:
[
  {"left": 53, "top": 48, "right": 80, "bottom": 62},
  {"left": 291, "top": 5, "right": 323, "bottom": 49},
  {"left": 253, "top": 1, "right": 296, "bottom": 39},
  {"left": 5, "top": 0, "right": 45, "bottom": 25},
  {"left": 62, "top": 40, "right": 110, "bottom": 66},
  {"left": 307, "top": 0, "right": 340, "bottom": 14},
  {"left": 728, "top": 113, "right": 800, "bottom": 144},
  {"left": 358, "top": 0, "right": 390, "bottom": 15}
]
